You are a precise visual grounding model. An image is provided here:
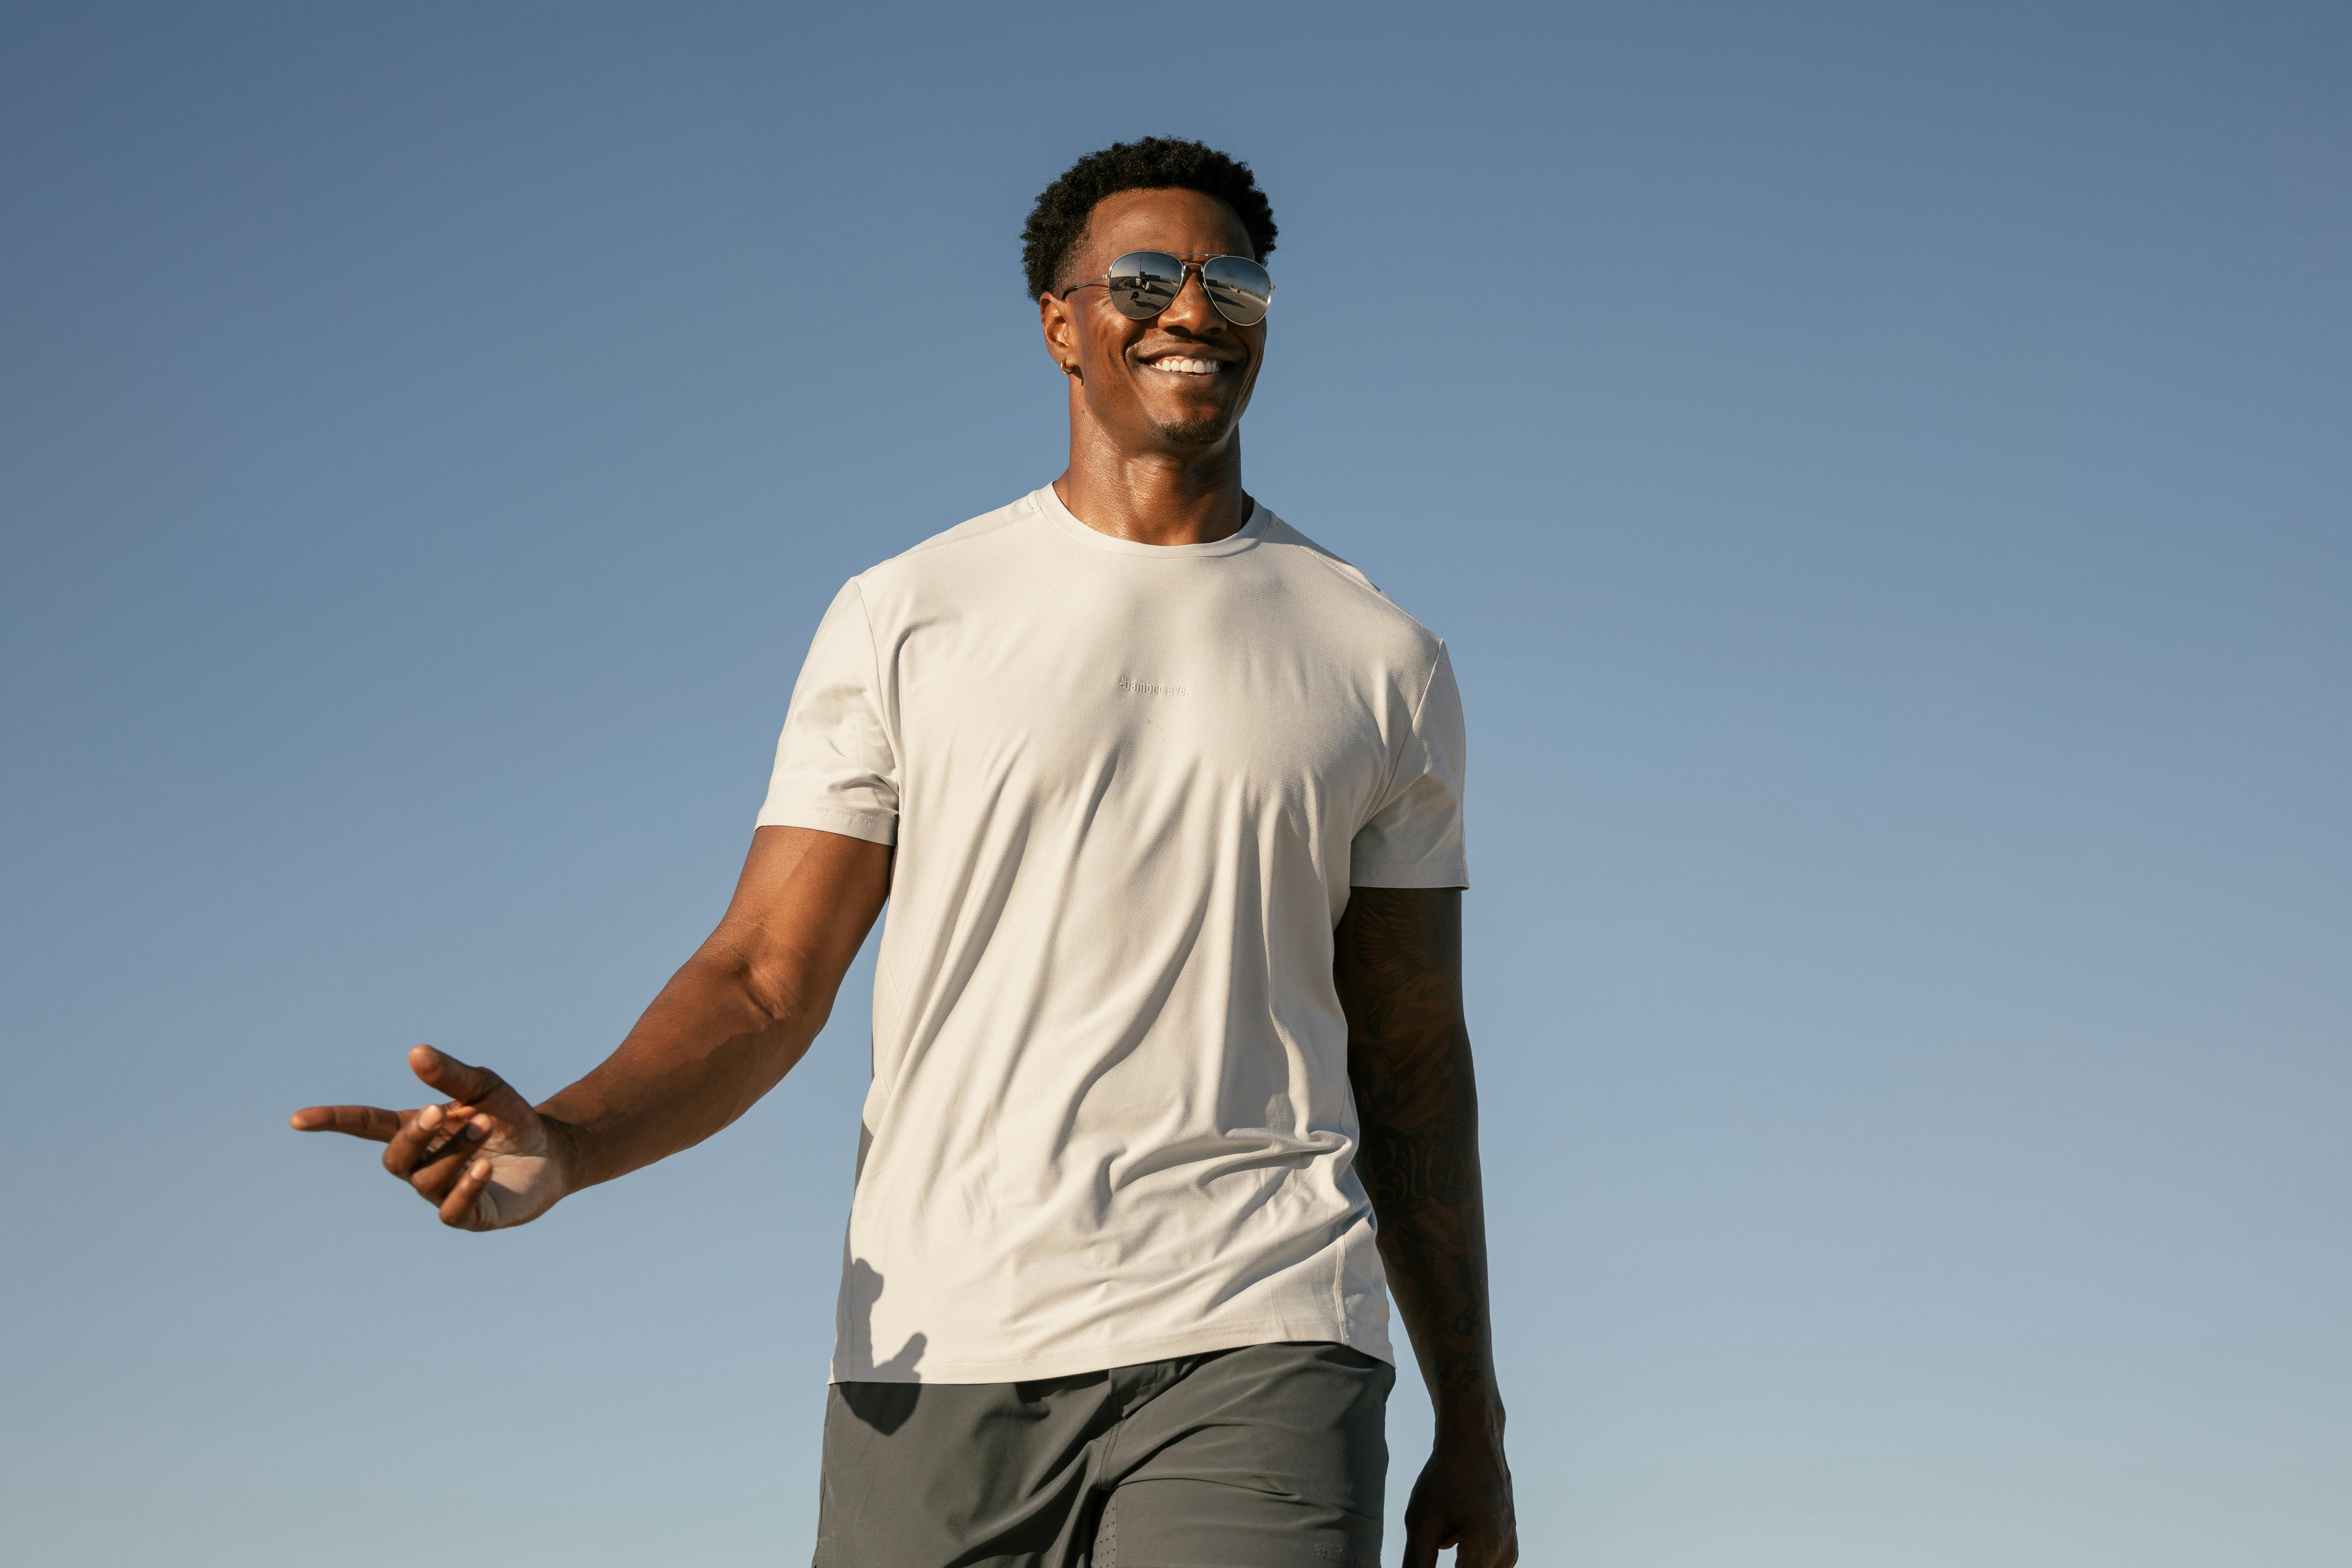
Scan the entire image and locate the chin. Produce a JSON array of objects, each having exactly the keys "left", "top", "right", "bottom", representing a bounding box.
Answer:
[{"left": 1147, "top": 409, "right": 1237, "bottom": 447}]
